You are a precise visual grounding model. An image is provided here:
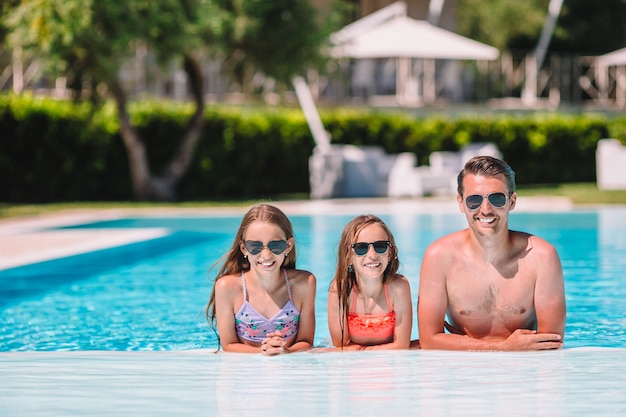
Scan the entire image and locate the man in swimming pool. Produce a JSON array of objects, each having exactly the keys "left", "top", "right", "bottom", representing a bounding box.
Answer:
[{"left": 416, "top": 155, "right": 566, "bottom": 351}]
